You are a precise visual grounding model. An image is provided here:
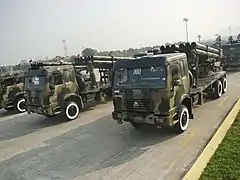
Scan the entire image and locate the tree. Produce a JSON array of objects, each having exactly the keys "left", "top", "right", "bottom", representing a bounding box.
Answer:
[{"left": 82, "top": 48, "right": 98, "bottom": 56}]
